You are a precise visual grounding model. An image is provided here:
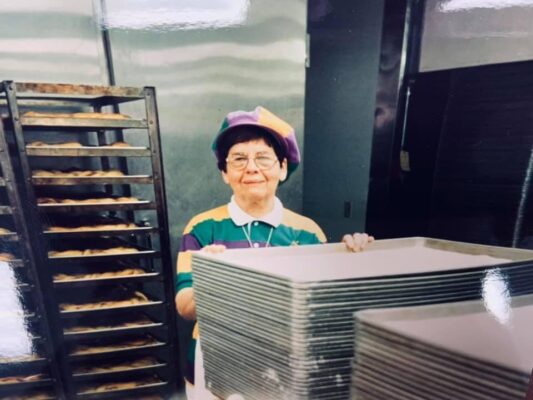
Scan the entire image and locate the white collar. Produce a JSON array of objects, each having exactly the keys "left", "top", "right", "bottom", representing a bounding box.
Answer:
[{"left": 228, "top": 196, "right": 283, "bottom": 227}]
